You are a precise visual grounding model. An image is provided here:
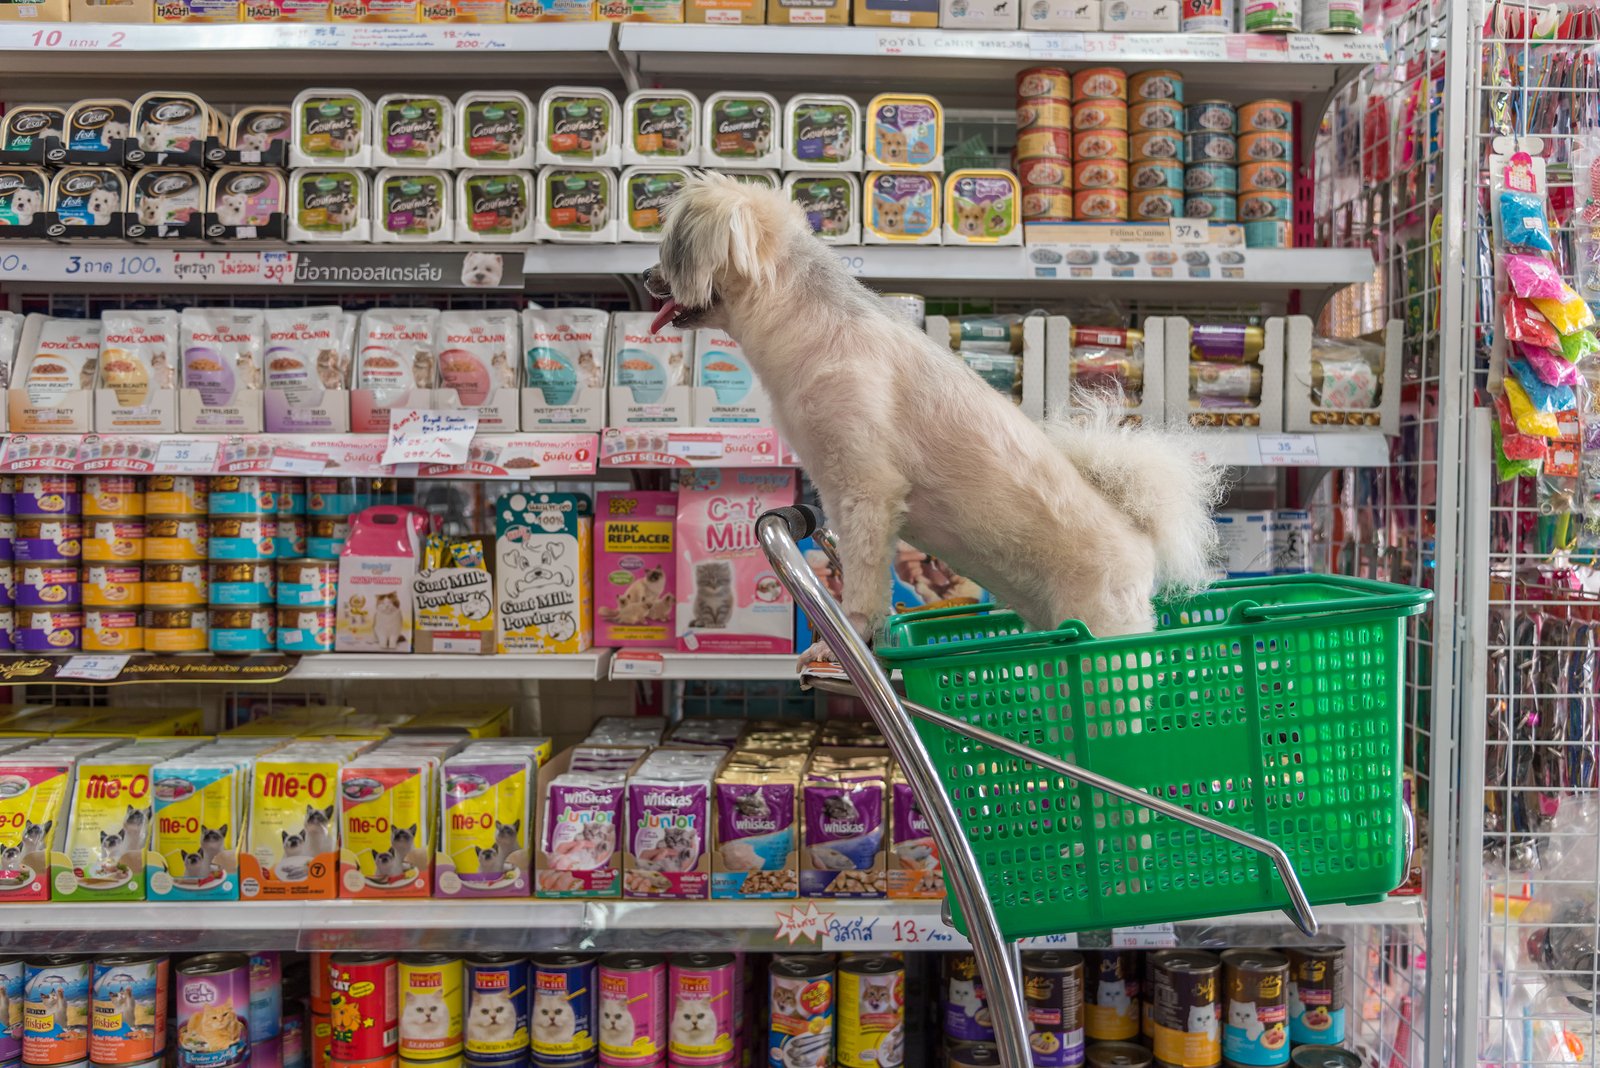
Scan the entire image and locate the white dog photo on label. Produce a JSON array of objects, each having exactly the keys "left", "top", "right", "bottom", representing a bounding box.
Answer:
[{"left": 644, "top": 173, "right": 1223, "bottom": 666}]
